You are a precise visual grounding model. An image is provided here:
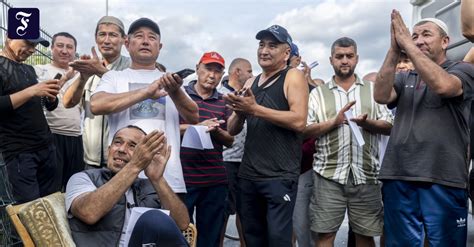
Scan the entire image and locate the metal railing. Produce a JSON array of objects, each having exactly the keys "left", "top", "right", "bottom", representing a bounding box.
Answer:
[{"left": 0, "top": 0, "right": 53, "bottom": 65}]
